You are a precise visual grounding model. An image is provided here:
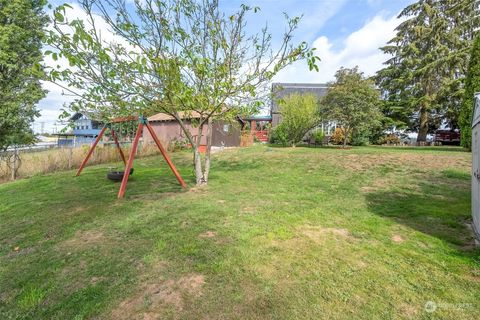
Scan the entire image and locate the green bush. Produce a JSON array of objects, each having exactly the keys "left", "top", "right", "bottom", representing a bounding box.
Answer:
[
  {"left": 312, "top": 129, "right": 325, "bottom": 143},
  {"left": 351, "top": 128, "right": 370, "bottom": 146},
  {"left": 269, "top": 124, "right": 289, "bottom": 146},
  {"left": 459, "top": 35, "right": 480, "bottom": 150},
  {"left": 276, "top": 93, "right": 320, "bottom": 146}
]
